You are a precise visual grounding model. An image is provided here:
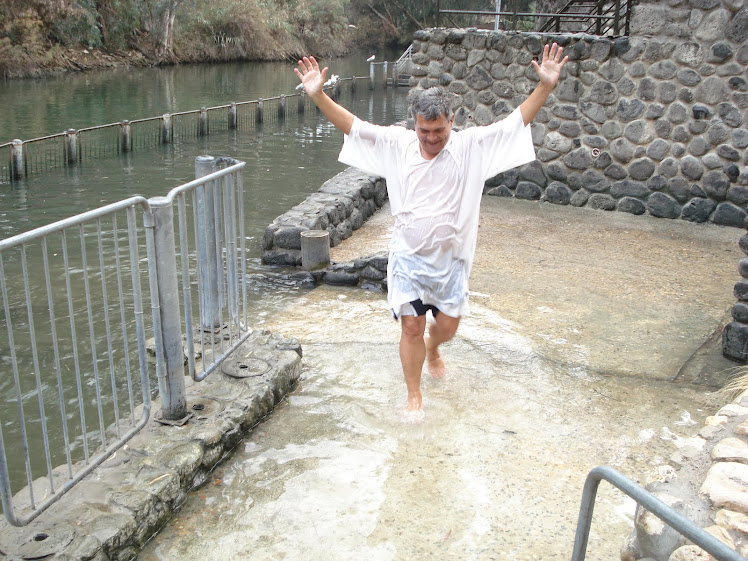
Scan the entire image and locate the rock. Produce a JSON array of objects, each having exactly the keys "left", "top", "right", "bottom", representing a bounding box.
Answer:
[
  {"left": 700, "top": 462, "right": 748, "bottom": 511},
  {"left": 668, "top": 545, "right": 712, "bottom": 561},
  {"left": 711, "top": 437, "right": 748, "bottom": 463},
  {"left": 715, "top": 509, "right": 748, "bottom": 534},
  {"left": 648, "top": 192, "right": 682, "bottom": 219}
]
